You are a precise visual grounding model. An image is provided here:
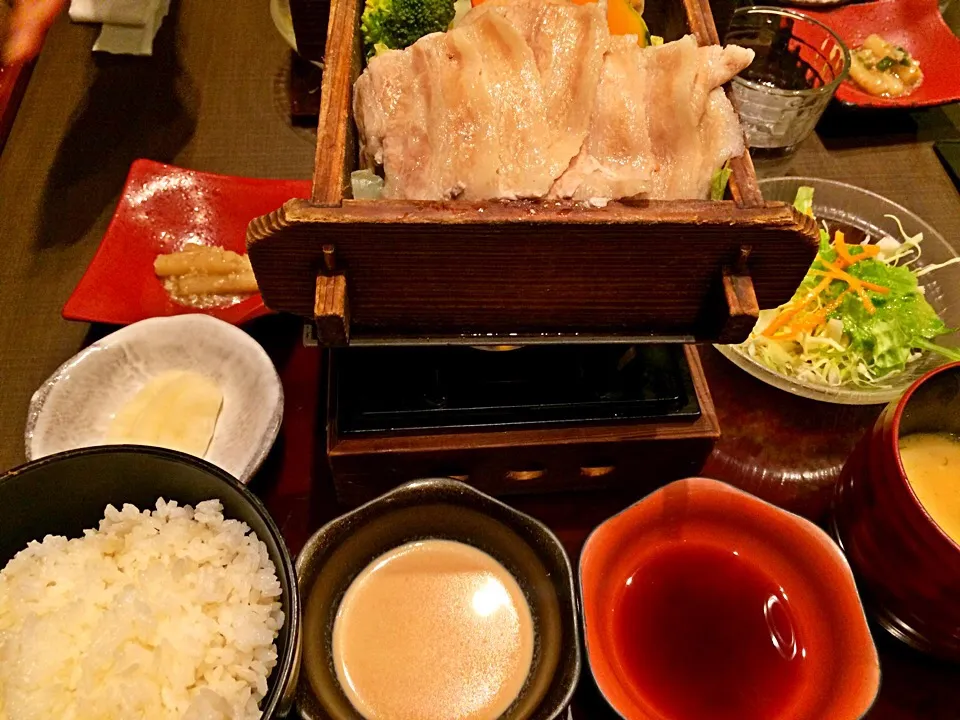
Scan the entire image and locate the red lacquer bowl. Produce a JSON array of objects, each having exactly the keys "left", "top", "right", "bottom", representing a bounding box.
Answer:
[
  {"left": 834, "top": 362, "right": 960, "bottom": 660},
  {"left": 63, "top": 159, "right": 312, "bottom": 326},
  {"left": 580, "top": 477, "right": 880, "bottom": 720},
  {"left": 802, "top": 0, "right": 960, "bottom": 109}
]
